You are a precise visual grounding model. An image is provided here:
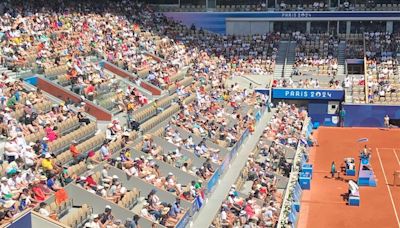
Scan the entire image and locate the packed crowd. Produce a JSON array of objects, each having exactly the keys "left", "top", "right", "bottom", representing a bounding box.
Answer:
[
  {"left": 292, "top": 33, "right": 339, "bottom": 78},
  {"left": 365, "top": 32, "right": 400, "bottom": 103},
  {"left": 214, "top": 102, "right": 307, "bottom": 227},
  {"left": 0, "top": 0, "right": 277, "bottom": 226},
  {"left": 161, "top": 22, "right": 280, "bottom": 76},
  {"left": 263, "top": 102, "right": 306, "bottom": 148}
]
